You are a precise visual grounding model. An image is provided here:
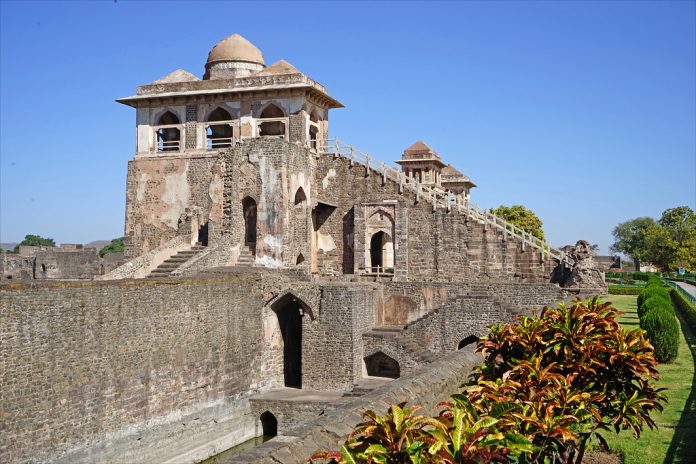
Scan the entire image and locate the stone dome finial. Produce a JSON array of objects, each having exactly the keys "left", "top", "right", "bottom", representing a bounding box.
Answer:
[{"left": 204, "top": 34, "right": 265, "bottom": 80}]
